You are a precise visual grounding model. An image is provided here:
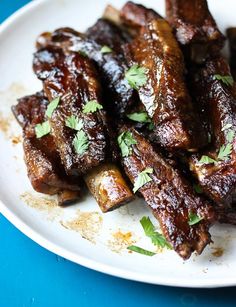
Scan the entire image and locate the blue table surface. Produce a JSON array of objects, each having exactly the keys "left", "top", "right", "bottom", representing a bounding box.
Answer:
[{"left": 0, "top": 1, "right": 236, "bottom": 306}]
